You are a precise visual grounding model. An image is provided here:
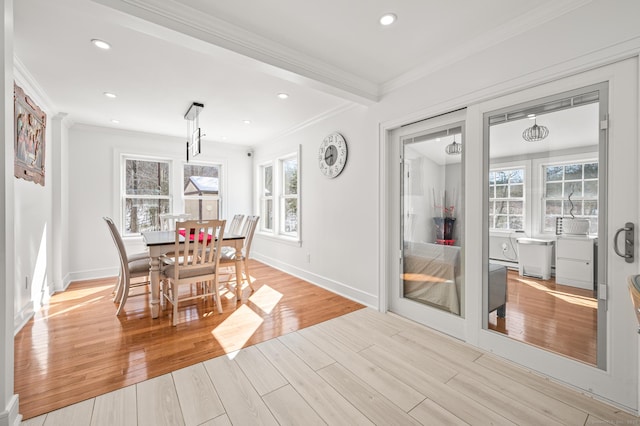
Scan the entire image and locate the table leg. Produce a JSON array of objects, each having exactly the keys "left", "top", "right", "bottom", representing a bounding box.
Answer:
[{"left": 149, "top": 256, "right": 161, "bottom": 318}]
